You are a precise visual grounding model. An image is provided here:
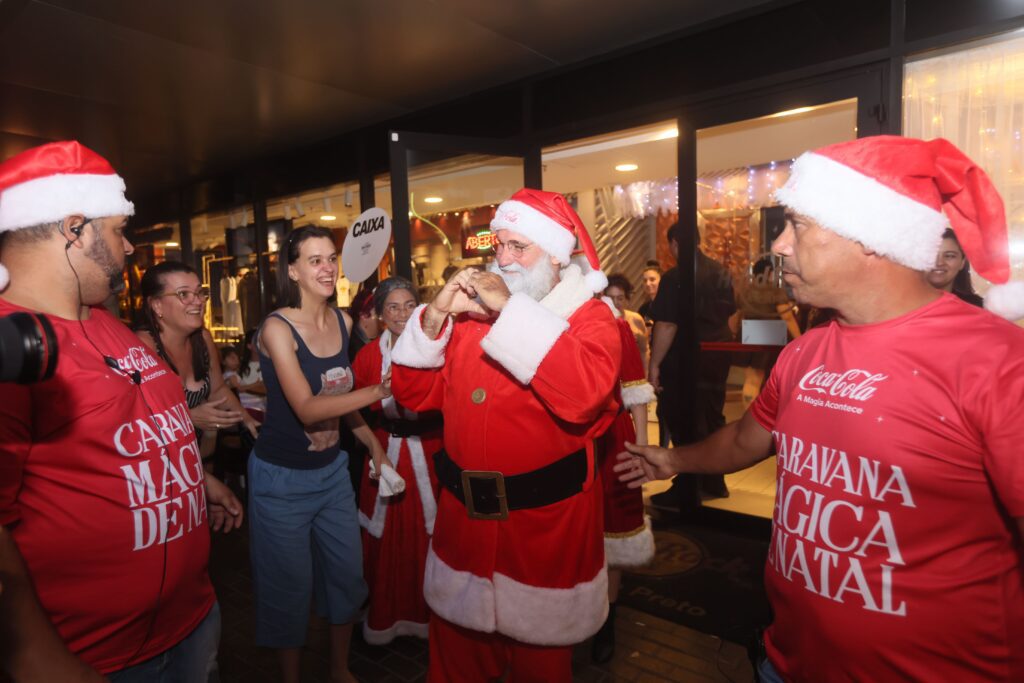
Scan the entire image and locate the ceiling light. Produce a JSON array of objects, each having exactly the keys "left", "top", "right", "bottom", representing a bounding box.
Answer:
[
  {"left": 615, "top": 163, "right": 639, "bottom": 172},
  {"left": 164, "top": 241, "right": 179, "bottom": 247},
  {"left": 767, "top": 106, "right": 815, "bottom": 119},
  {"left": 424, "top": 196, "right": 443, "bottom": 204},
  {"left": 320, "top": 214, "right": 337, "bottom": 221}
]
